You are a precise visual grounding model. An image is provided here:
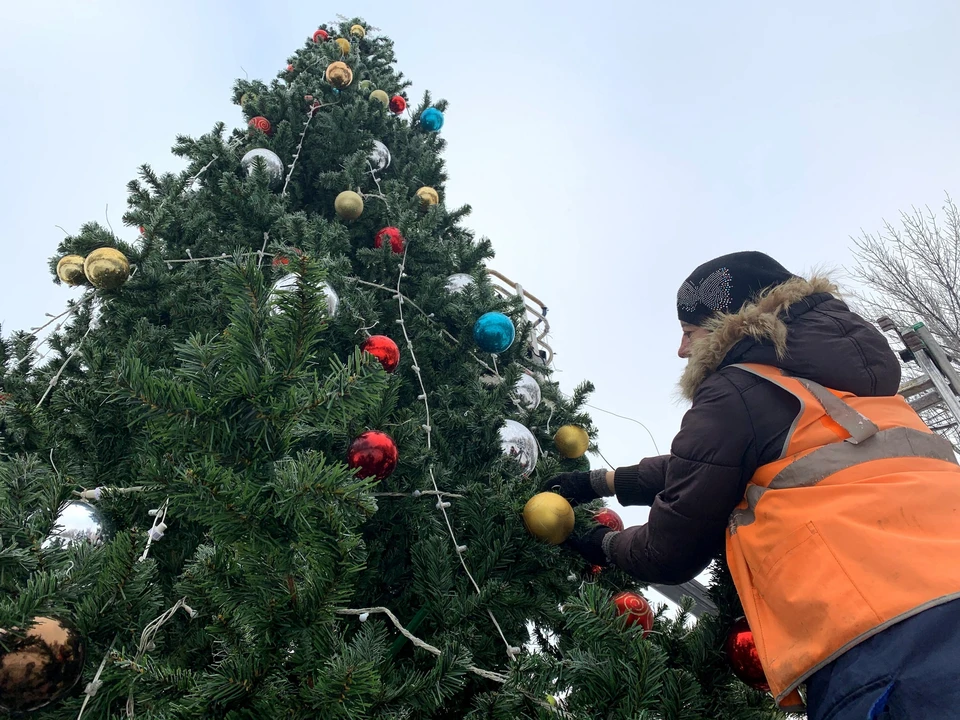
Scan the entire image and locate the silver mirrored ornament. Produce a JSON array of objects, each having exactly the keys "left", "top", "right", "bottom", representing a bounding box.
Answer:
[
  {"left": 269, "top": 274, "right": 339, "bottom": 317},
  {"left": 43, "top": 501, "right": 108, "bottom": 549},
  {"left": 241, "top": 148, "right": 284, "bottom": 181},
  {"left": 445, "top": 273, "right": 474, "bottom": 294},
  {"left": 369, "top": 140, "right": 391, "bottom": 172},
  {"left": 511, "top": 373, "right": 542, "bottom": 410},
  {"left": 499, "top": 419, "right": 539, "bottom": 476}
]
